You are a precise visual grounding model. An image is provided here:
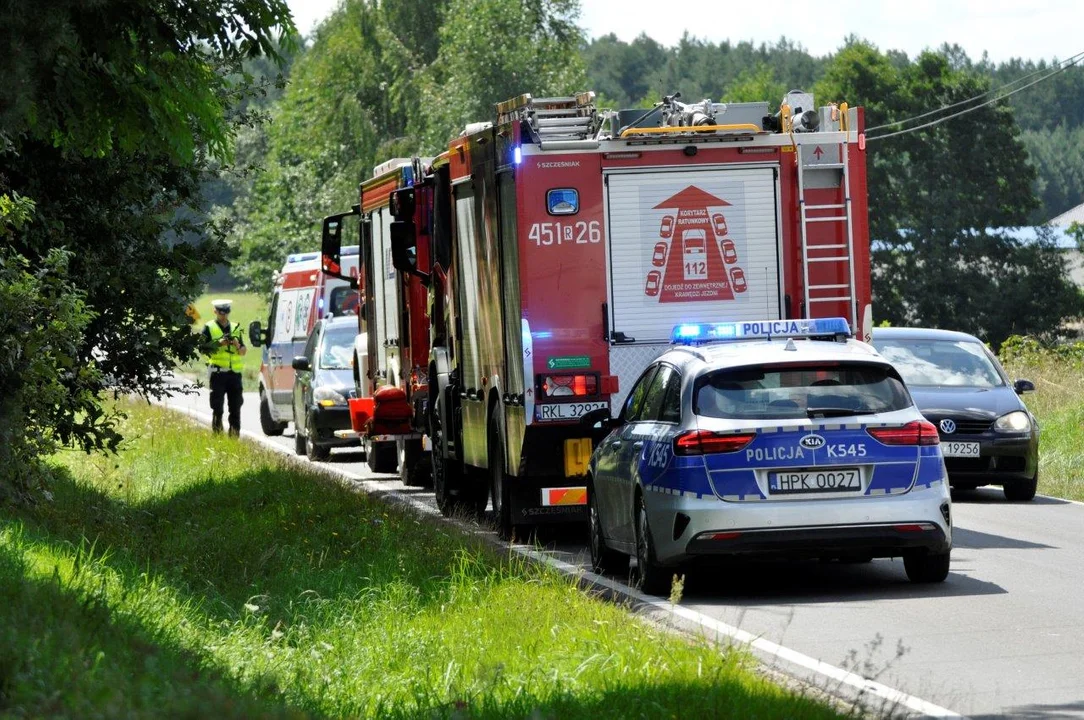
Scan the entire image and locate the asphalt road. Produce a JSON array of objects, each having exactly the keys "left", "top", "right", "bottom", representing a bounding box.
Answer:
[{"left": 166, "top": 387, "right": 1084, "bottom": 719}]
